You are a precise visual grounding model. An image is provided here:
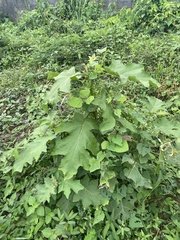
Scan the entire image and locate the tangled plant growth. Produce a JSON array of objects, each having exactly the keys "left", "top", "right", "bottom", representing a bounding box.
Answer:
[
  {"left": 1, "top": 52, "right": 180, "bottom": 239},
  {"left": 121, "top": 0, "right": 180, "bottom": 33},
  {"left": 0, "top": 0, "right": 180, "bottom": 239}
]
